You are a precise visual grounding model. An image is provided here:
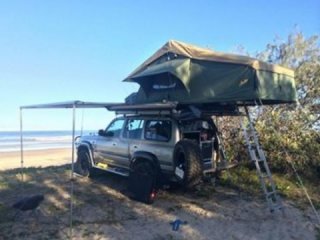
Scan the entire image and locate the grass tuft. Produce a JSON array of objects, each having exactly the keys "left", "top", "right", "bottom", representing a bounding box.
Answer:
[{"left": 219, "top": 165, "right": 320, "bottom": 208}]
